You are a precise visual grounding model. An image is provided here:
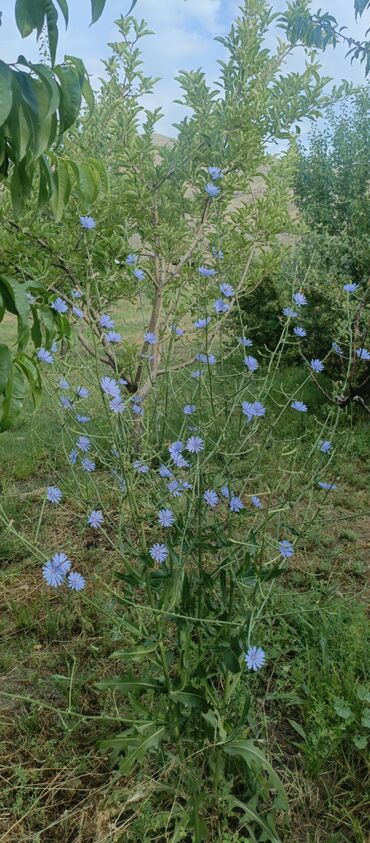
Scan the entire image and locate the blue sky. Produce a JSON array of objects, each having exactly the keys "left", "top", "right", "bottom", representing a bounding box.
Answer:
[{"left": 1, "top": 0, "right": 369, "bottom": 135}]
